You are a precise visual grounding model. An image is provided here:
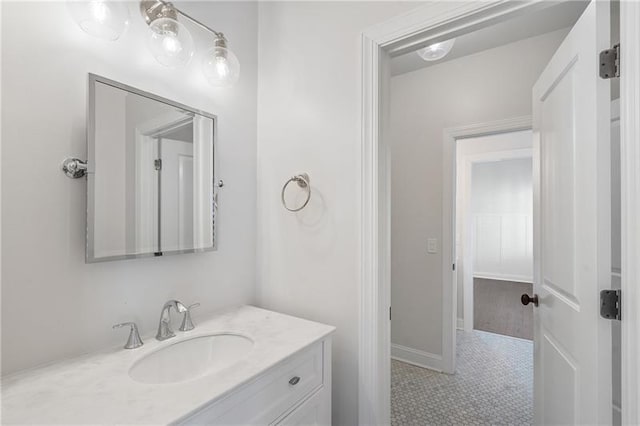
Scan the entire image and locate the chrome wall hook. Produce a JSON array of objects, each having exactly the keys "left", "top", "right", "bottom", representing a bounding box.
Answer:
[{"left": 62, "top": 158, "right": 88, "bottom": 179}]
